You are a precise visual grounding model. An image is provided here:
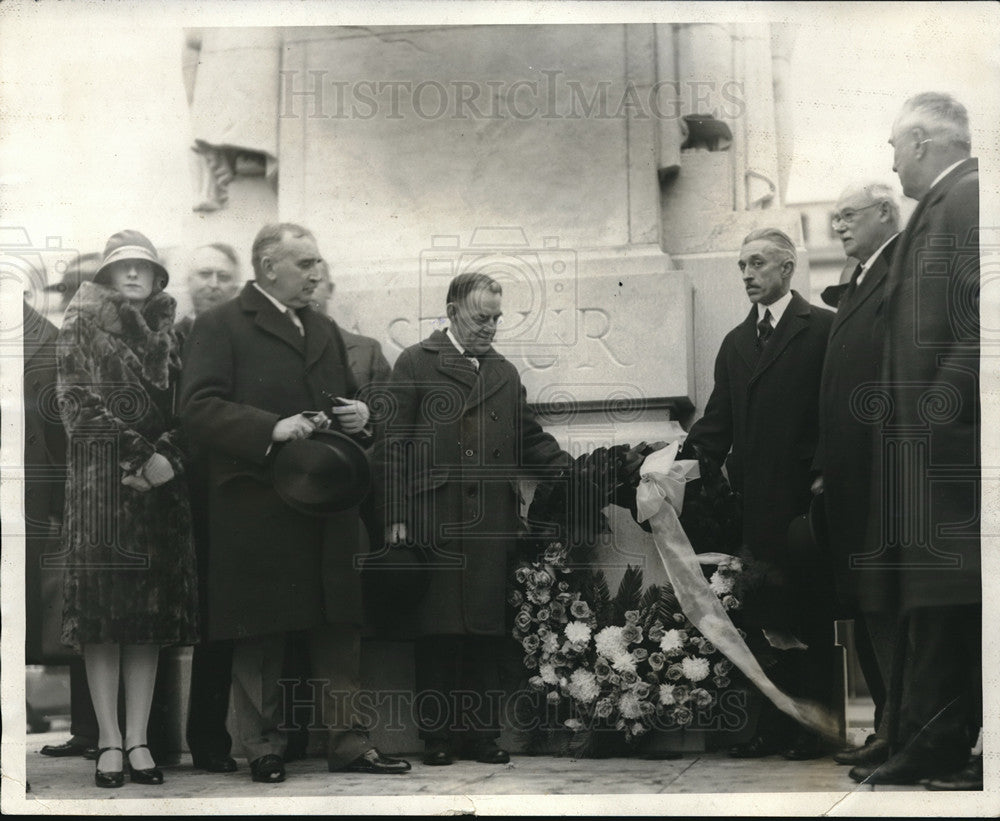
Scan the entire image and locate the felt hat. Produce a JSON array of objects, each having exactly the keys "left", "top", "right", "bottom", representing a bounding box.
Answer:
[
  {"left": 271, "top": 429, "right": 371, "bottom": 516},
  {"left": 94, "top": 230, "right": 169, "bottom": 290}
]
